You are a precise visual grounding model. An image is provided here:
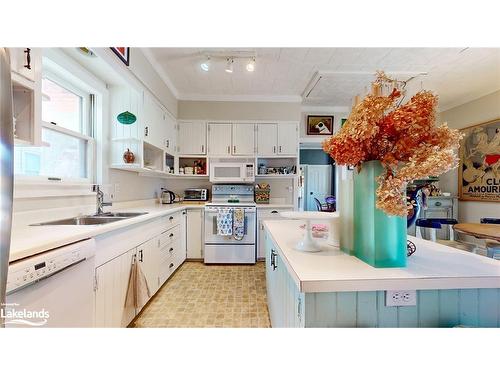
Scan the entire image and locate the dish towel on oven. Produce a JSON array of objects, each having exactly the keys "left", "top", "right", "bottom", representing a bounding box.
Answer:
[
  {"left": 233, "top": 208, "right": 245, "bottom": 241},
  {"left": 217, "top": 207, "right": 233, "bottom": 236}
]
